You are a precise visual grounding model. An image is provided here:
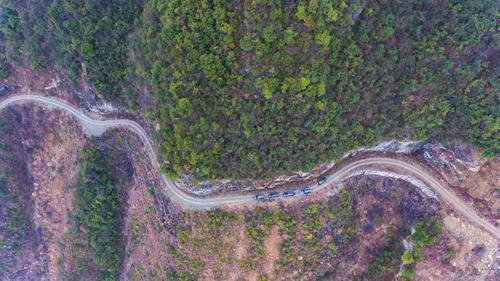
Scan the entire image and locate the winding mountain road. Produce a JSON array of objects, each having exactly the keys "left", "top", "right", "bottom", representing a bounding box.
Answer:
[{"left": 1, "top": 94, "right": 498, "bottom": 239}]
